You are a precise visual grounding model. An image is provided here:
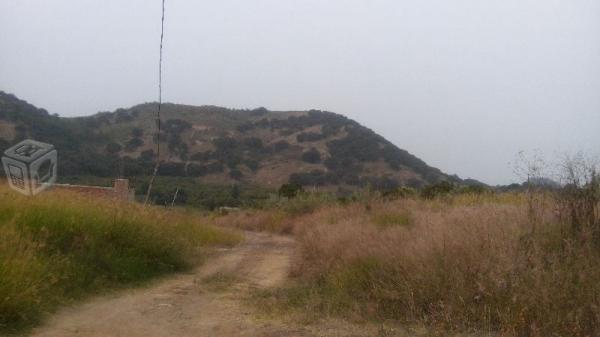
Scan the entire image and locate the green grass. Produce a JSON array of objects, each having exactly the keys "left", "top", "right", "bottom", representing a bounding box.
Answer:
[{"left": 0, "top": 184, "right": 241, "bottom": 334}]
